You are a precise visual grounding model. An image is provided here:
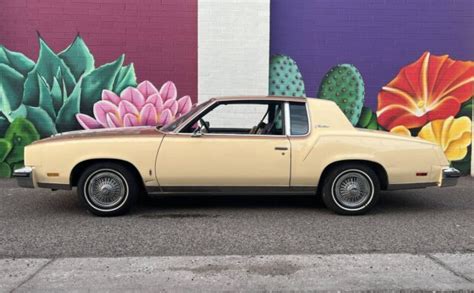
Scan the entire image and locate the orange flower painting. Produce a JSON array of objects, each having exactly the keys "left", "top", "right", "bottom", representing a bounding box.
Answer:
[{"left": 377, "top": 52, "right": 474, "bottom": 130}]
